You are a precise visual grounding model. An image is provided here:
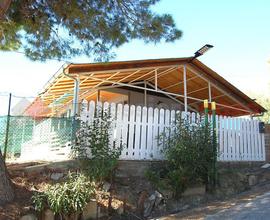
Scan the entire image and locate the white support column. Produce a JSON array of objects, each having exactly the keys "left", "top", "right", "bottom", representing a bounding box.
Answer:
[
  {"left": 183, "top": 65, "right": 188, "bottom": 113},
  {"left": 208, "top": 82, "right": 212, "bottom": 102},
  {"left": 73, "top": 76, "right": 80, "bottom": 116},
  {"left": 155, "top": 69, "right": 158, "bottom": 91},
  {"left": 144, "top": 81, "right": 147, "bottom": 107}
]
